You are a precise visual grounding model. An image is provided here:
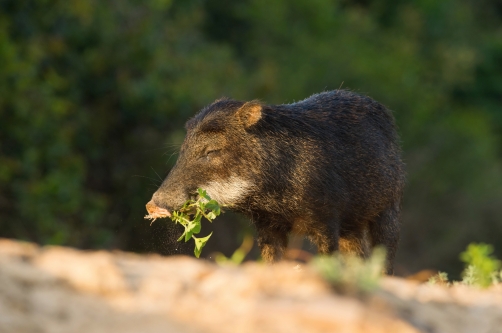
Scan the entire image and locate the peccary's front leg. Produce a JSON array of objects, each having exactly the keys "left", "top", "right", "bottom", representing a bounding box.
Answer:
[
  {"left": 256, "top": 230, "right": 288, "bottom": 262},
  {"left": 254, "top": 216, "right": 291, "bottom": 262}
]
